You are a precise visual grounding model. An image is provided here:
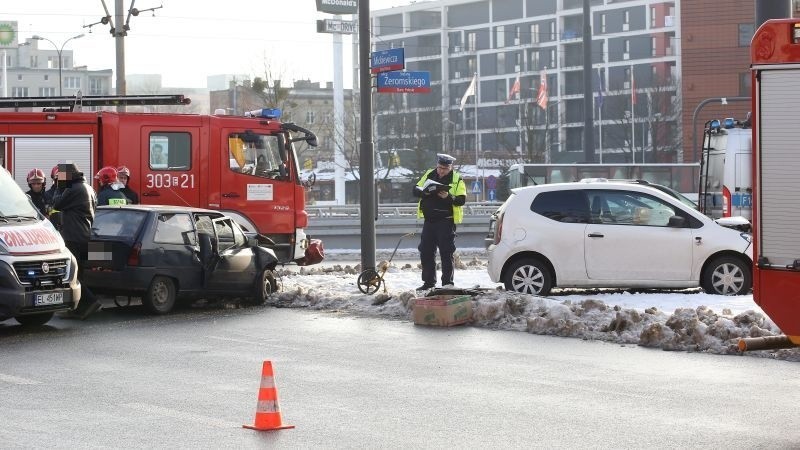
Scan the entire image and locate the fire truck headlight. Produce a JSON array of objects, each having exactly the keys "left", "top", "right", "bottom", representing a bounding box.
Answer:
[{"left": 740, "top": 232, "right": 752, "bottom": 244}]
